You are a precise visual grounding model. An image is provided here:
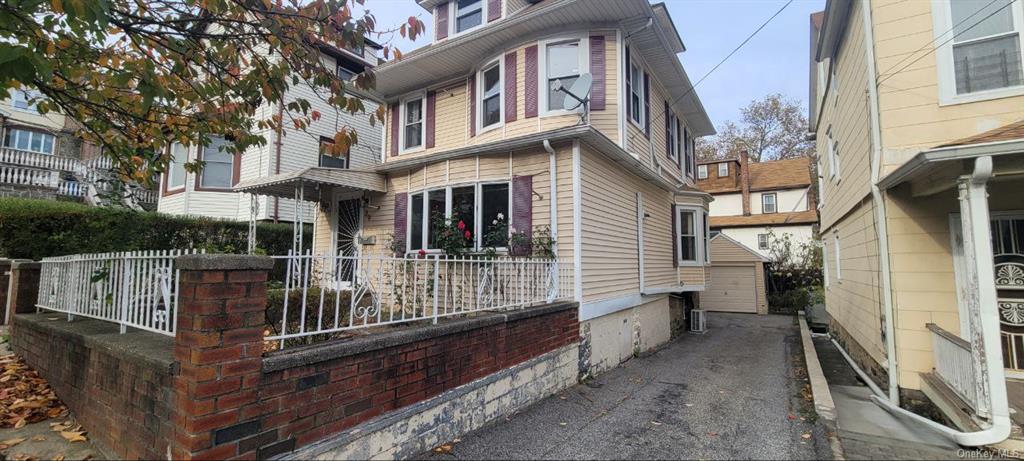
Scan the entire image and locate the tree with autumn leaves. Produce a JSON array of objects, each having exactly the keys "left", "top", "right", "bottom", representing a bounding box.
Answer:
[{"left": 0, "top": 0, "right": 424, "bottom": 187}]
